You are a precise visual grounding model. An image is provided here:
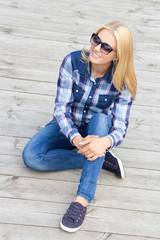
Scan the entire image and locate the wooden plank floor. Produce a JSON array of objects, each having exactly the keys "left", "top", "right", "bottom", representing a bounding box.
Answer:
[{"left": 0, "top": 0, "right": 160, "bottom": 239}]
